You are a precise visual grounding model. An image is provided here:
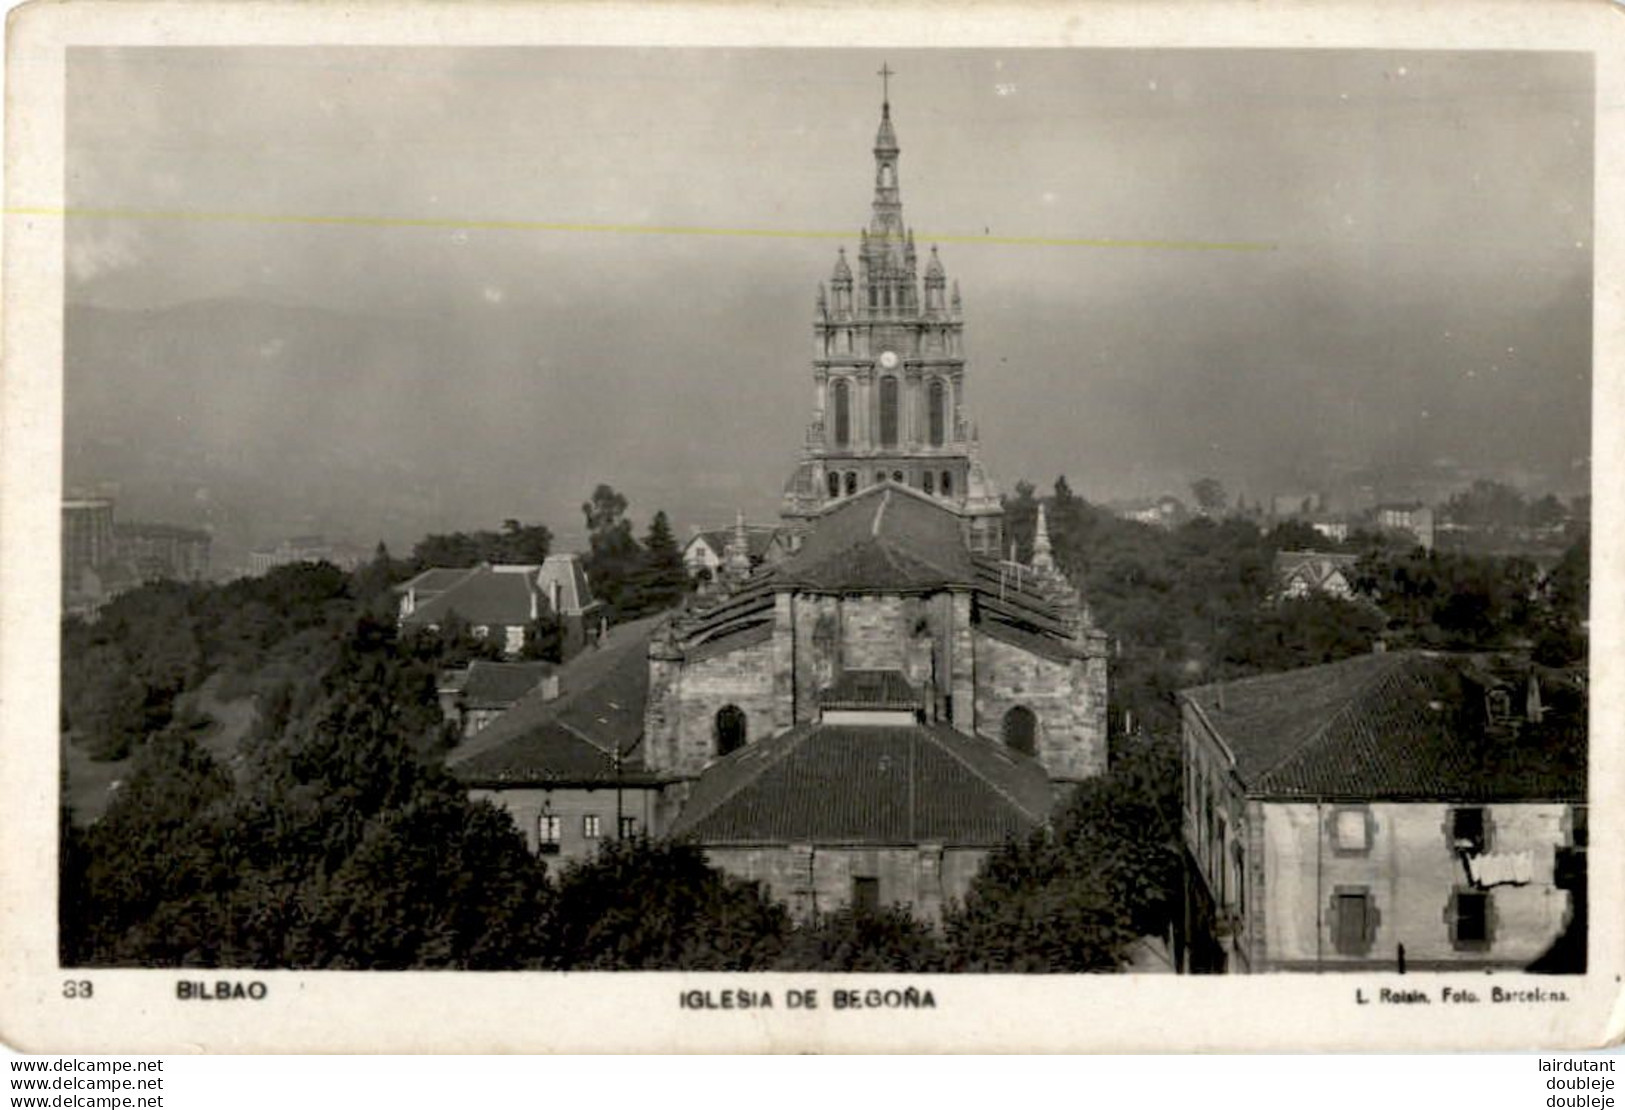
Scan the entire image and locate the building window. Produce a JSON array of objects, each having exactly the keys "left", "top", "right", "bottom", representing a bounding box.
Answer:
[
  {"left": 923, "top": 471, "right": 935, "bottom": 495},
  {"left": 832, "top": 379, "right": 851, "bottom": 447},
  {"left": 1330, "top": 806, "right": 1373, "bottom": 856},
  {"left": 875, "top": 470, "right": 887, "bottom": 486},
  {"left": 852, "top": 876, "right": 880, "bottom": 916},
  {"left": 1448, "top": 889, "right": 1492, "bottom": 950},
  {"left": 892, "top": 469, "right": 904, "bottom": 483},
  {"left": 1231, "top": 839, "right": 1246, "bottom": 915},
  {"left": 715, "top": 704, "right": 747, "bottom": 756},
  {"left": 1002, "top": 706, "right": 1037, "bottom": 756},
  {"left": 537, "top": 814, "right": 561, "bottom": 855},
  {"left": 927, "top": 378, "right": 946, "bottom": 446},
  {"left": 845, "top": 471, "right": 857, "bottom": 497},
  {"left": 619, "top": 816, "right": 638, "bottom": 839},
  {"left": 583, "top": 814, "right": 601, "bottom": 839},
  {"left": 1331, "top": 887, "right": 1376, "bottom": 956},
  {"left": 941, "top": 471, "right": 953, "bottom": 496},
  {"left": 879, "top": 376, "right": 899, "bottom": 446},
  {"left": 1572, "top": 805, "right": 1588, "bottom": 848},
  {"left": 827, "top": 471, "right": 841, "bottom": 499},
  {"left": 1450, "top": 807, "right": 1488, "bottom": 854}
]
